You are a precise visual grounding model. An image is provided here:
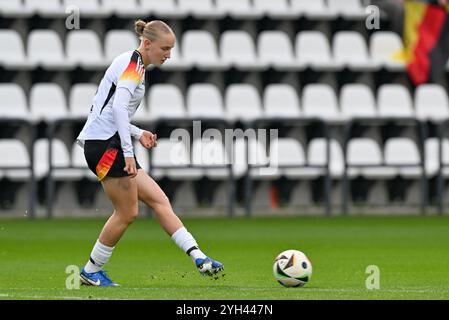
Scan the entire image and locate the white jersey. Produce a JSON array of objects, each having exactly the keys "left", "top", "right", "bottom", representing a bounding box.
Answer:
[{"left": 77, "top": 50, "right": 146, "bottom": 156}]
